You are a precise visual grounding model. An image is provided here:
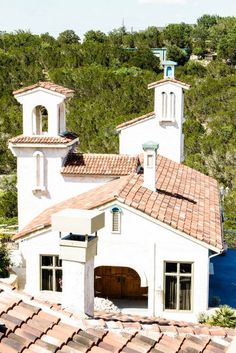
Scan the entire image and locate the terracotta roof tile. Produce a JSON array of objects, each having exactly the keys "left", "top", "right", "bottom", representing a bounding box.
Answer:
[
  {"left": 14, "top": 154, "right": 222, "bottom": 250},
  {"left": 61, "top": 153, "right": 140, "bottom": 176},
  {"left": 9, "top": 134, "right": 77, "bottom": 145},
  {"left": 116, "top": 112, "right": 155, "bottom": 130},
  {"left": 14, "top": 176, "right": 131, "bottom": 240},
  {"left": 13, "top": 81, "right": 74, "bottom": 97},
  {"left": 0, "top": 285, "right": 234, "bottom": 353}
]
